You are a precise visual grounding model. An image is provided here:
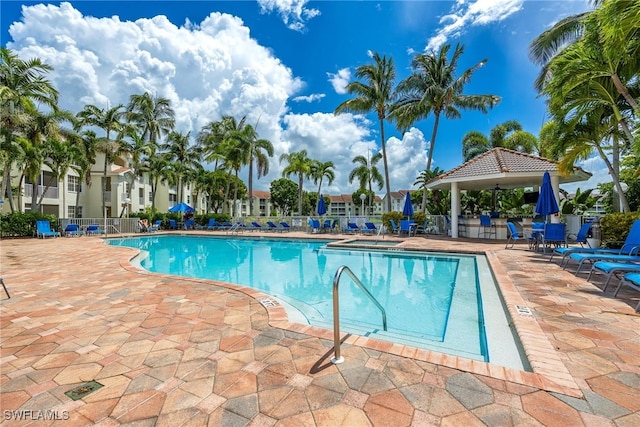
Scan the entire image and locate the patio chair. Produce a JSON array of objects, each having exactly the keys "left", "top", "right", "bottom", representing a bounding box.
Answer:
[
  {"left": 251, "top": 221, "right": 264, "bottom": 231},
  {"left": 63, "top": 223, "right": 84, "bottom": 237},
  {"left": 587, "top": 260, "right": 640, "bottom": 292},
  {"left": 322, "top": 219, "right": 332, "bottom": 233},
  {"left": 308, "top": 218, "right": 320, "bottom": 233},
  {"left": 280, "top": 221, "right": 292, "bottom": 232},
  {"left": 557, "top": 219, "right": 640, "bottom": 267},
  {"left": 169, "top": 219, "right": 178, "bottom": 230},
  {"left": 148, "top": 220, "right": 161, "bottom": 232},
  {"left": 478, "top": 214, "right": 497, "bottom": 239},
  {"left": 399, "top": 220, "right": 415, "bottom": 237},
  {"left": 505, "top": 221, "right": 526, "bottom": 249},
  {"left": 389, "top": 219, "right": 400, "bottom": 235},
  {"left": 361, "top": 222, "right": 377, "bottom": 234},
  {"left": 550, "top": 221, "right": 592, "bottom": 261},
  {"left": 539, "top": 223, "right": 566, "bottom": 253},
  {"left": 36, "top": 220, "right": 61, "bottom": 239},
  {"left": 569, "top": 248, "right": 640, "bottom": 275},
  {"left": 206, "top": 218, "right": 217, "bottom": 230},
  {"left": 86, "top": 224, "right": 106, "bottom": 236},
  {"left": 266, "top": 221, "right": 285, "bottom": 232},
  {"left": 342, "top": 222, "right": 360, "bottom": 234},
  {"left": 613, "top": 273, "right": 640, "bottom": 311},
  {"left": 184, "top": 218, "right": 196, "bottom": 229}
]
